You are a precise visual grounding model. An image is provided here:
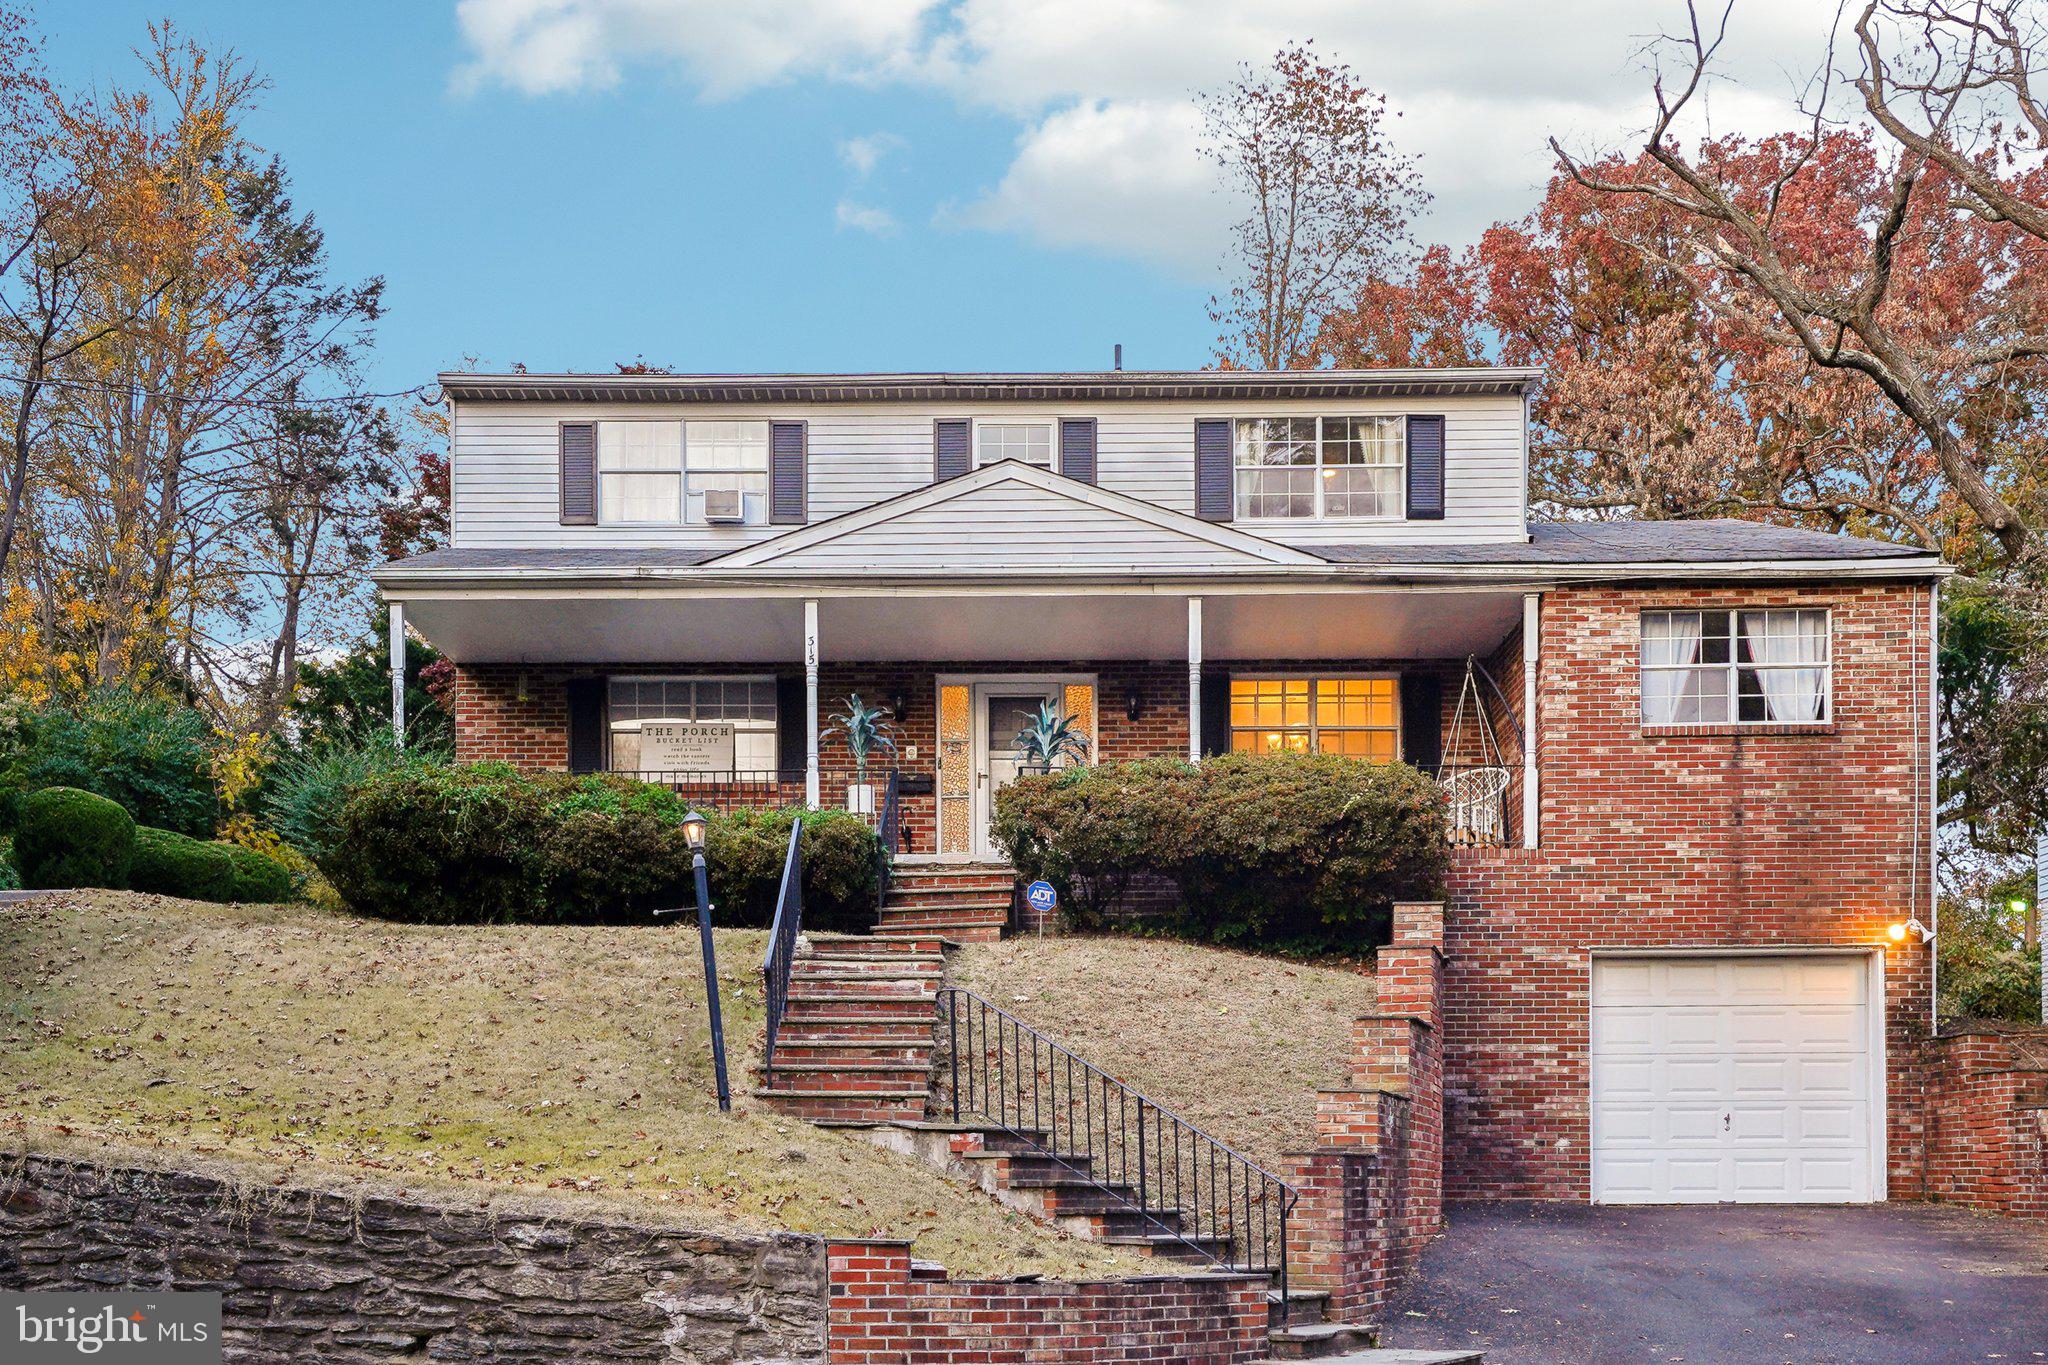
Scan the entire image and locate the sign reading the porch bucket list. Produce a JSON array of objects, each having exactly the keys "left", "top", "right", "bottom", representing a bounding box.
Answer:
[{"left": 639, "top": 721, "right": 736, "bottom": 772}]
